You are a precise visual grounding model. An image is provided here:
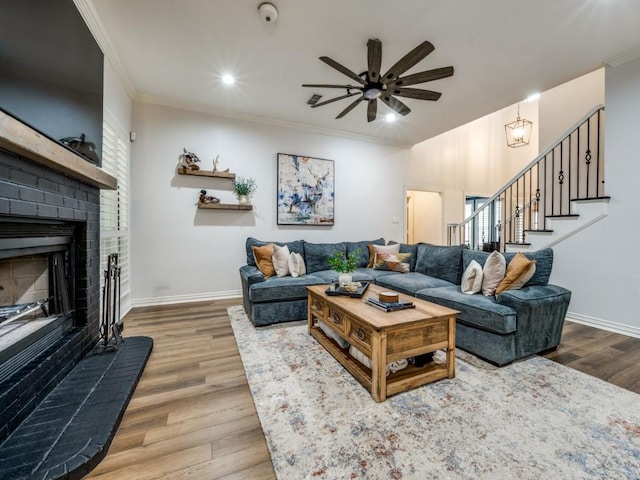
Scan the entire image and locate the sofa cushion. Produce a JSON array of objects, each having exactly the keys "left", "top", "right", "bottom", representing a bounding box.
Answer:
[
  {"left": 461, "top": 260, "right": 483, "bottom": 294},
  {"left": 346, "top": 238, "right": 385, "bottom": 268},
  {"left": 288, "top": 252, "right": 306, "bottom": 278},
  {"left": 246, "top": 237, "right": 305, "bottom": 266},
  {"left": 252, "top": 244, "right": 276, "bottom": 278},
  {"left": 248, "top": 274, "right": 326, "bottom": 303},
  {"left": 481, "top": 251, "right": 506, "bottom": 296},
  {"left": 416, "top": 286, "right": 516, "bottom": 334},
  {"left": 374, "top": 252, "right": 412, "bottom": 273},
  {"left": 495, "top": 252, "right": 536, "bottom": 295},
  {"left": 414, "top": 244, "right": 467, "bottom": 284},
  {"left": 304, "top": 242, "right": 346, "bottom": 273},
  {"left": 272, "top": 244, "right": 290, "bottom": 277},
  {"left": 463, "top": 248, "right": 553, "bottom": 287},
  {"left": 387, "top": 242, "right": 419, "bottom": 271},
  {"left": 376, "top": 272, "right": 454, "bottom": 296}
]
